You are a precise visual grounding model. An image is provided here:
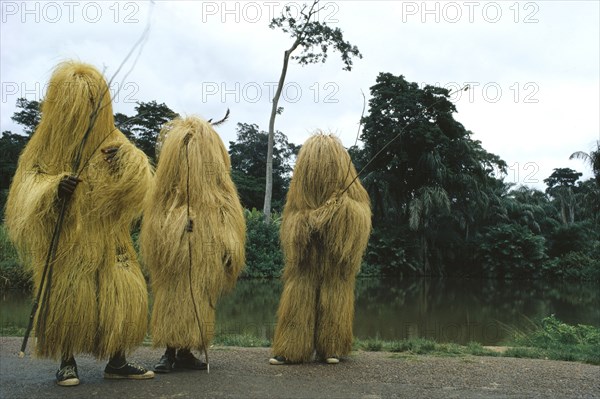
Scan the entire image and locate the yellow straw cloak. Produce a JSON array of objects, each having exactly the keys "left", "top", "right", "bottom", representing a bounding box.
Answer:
[
  {"left": 272, "top": 132, "right": 372, "bottom": 362},
  {"left": 140, "top": 116, "right": 246, "bottom": 350},
  {"left": 4, "top": 61, "right": 153, "bottom": 360}
]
